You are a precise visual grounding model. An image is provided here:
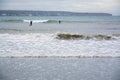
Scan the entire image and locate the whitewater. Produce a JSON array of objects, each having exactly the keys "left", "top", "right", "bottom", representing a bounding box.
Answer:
[
  {"left": 0, "top": 33, "right": 120, "bottom": 58},
  {"left": 0, "top": 16, "right": 120, "bottom": 58}
]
